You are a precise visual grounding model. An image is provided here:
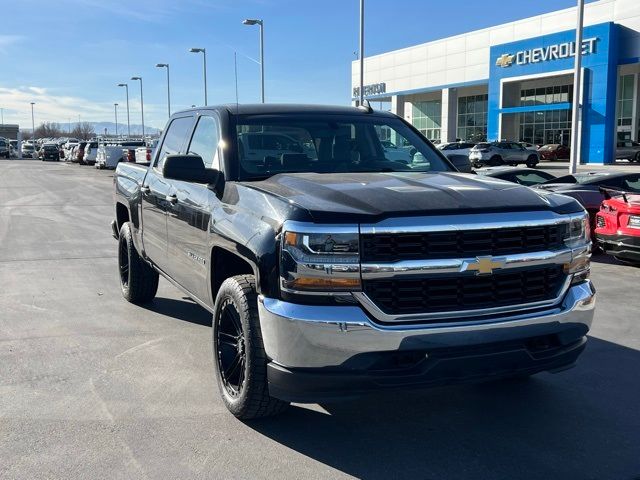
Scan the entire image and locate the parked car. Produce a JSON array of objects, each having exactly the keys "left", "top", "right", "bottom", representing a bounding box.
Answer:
[
  {"left": 96, "top": 140, "right": 145, "bottom": 169},
  {"left": 0, "top": 138, "right": 10, "bottom": 158},
  {"left": 134, "top": 140, "right": 158, "bottom": 164},
  {"left": 437, "top": 141, "right": 475, "bottom": 159},
  {"left": 535, "top": 171, "right": 640, "bottom": 234},
  {"left": 595, "top": 191, "right": 640, "bottom": 265},
  {"left": 469, "top": 141, "right": 539, "bottom": 168},
  {"left": 538, "top": 144, "right": 571, "bottom": 161},
  {"left": 21, "top": 143, "right": 37, "bottom": 158},
  {"left": 63, "top": 142, "right": 79, "bottom": 161},
  {"left": 83, "top": 141, "right": 100, "bottom": 165},
  {"left": 112, "top": 104, "right": 594, "bottom": 419},
  {"left": 519, "top": 142, "right": 539, "bottom": 151},
  {"left": 380, "top": 140, "right": 415, "bottom": 163},
  {"left": 75, "top": 141, "right": 87, "bottom": 164},
  {"left": 615, "top": 140, "right": 640, "bottom": 162},
  {"left": 39, "top": 143, "right": 60, "bottom": 161},
  {"left": 475, "top": 167, "right": 556, "bottom": 186}
]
